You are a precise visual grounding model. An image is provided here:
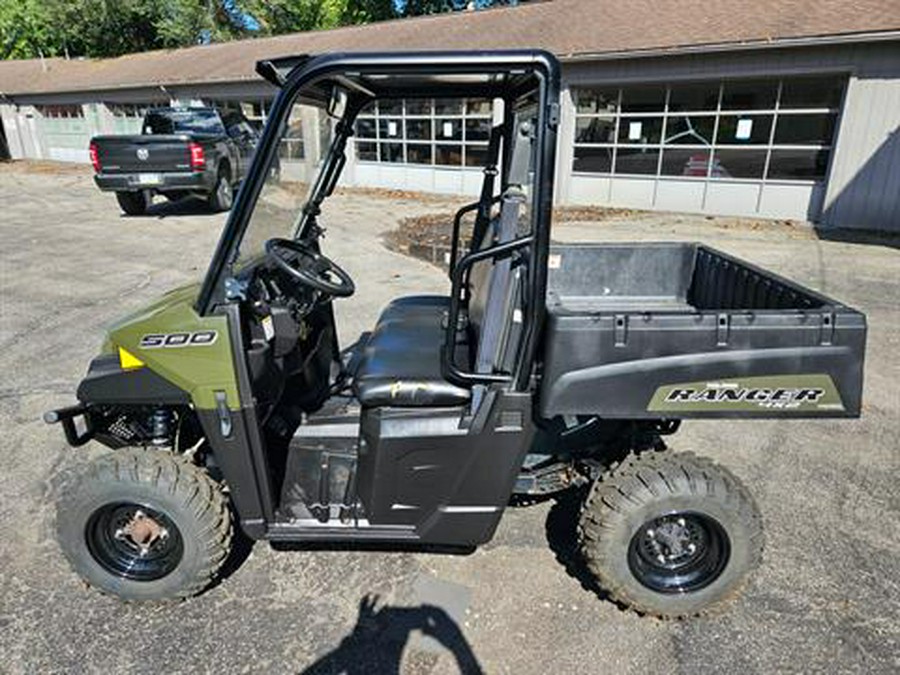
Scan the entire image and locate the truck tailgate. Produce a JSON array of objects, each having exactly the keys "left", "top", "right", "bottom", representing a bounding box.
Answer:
[
  {"left": 539, "top": 243, "right": 866, "bottom": 419},
  {"left": 92, "top": 135, "right": 193, "bottom": 173}
]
